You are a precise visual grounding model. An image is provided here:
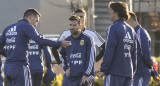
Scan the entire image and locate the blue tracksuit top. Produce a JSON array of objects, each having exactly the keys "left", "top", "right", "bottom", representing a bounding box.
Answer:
[
  {"left": 134, "top": 25, "right": 156, "bottom": 75},
  {"left": 28, "top": 40, "right": 52, "bottom": 73},
  {"left": 0, "top": 19, "right": 61, "bottom": 65},
  {"left": 100, "top": 19, "right": 137, "bottom": 77},
  {"left": 60, "top": 32, "right": 95, "bottom": 78}
]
